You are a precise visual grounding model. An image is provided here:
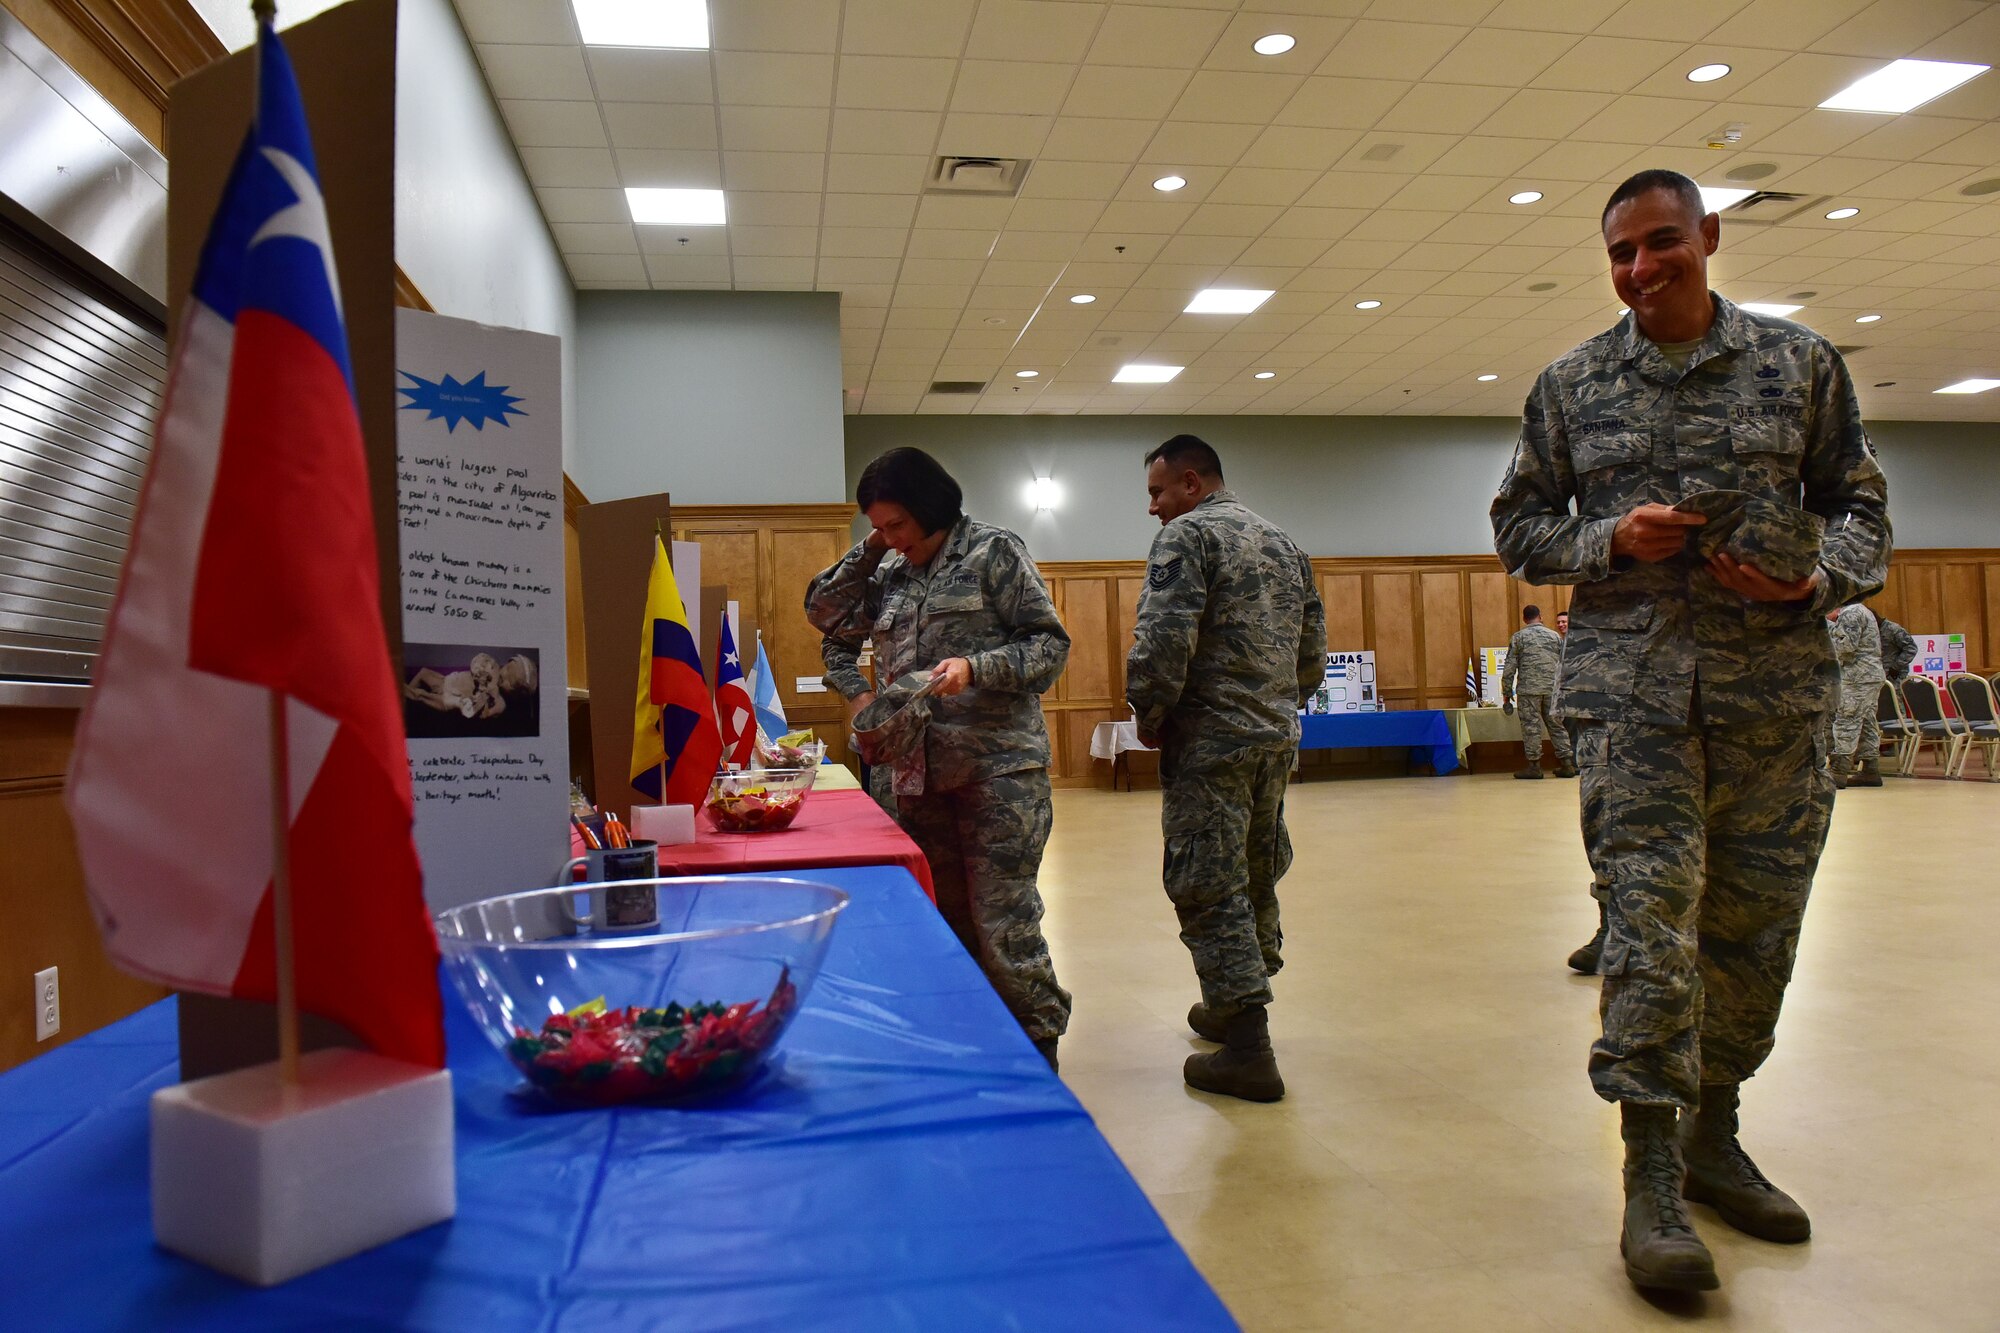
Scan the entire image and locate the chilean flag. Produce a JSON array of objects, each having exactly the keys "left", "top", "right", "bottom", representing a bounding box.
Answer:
[
  {"left": 715, "top": 614, "right": 755, "bottom": 767},
  {"left": 66, "top": 23, "right": 443, "bottom": 1069}
]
